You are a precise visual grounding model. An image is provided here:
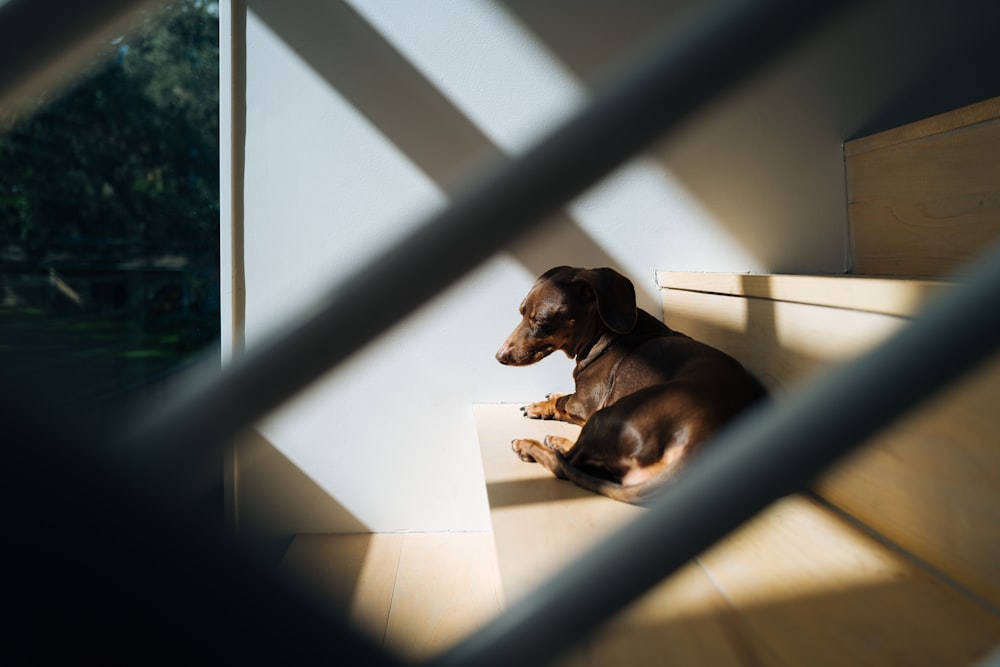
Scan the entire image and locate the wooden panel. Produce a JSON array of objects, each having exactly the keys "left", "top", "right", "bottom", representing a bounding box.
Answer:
[
  {"left": 660, "top": 278, "right": 1000, "bottom": 610},
  {"left": 473, "top": 403, "right": 642, "bottom": 603},
  {"left": 383, "top": 532, "right": 503, "bottom": 659},
  {"left": 474, "top": 403, "right": 774, "bottom": 667},
  {"left": 698, "top": 495, "right": 1000, "bottom": 666},
  {"left": 660, "top": 286, "right": 905, "bottom": 391},
  {"left": 814, "top": 349, "right": 1000, "bottom": 610},
  {"left": 475, "top": 405, "right": 1000, "bottom": 665},
  {"left": 845, "top": 97, "right": 1000, "bottom": 157},
  {"left": 574, "top": 559, "right": 778, "bottom": 667},
  {"left": 657, "top": 271, "right": 949, "bottom": 317},
  {"left": 280, "top": 532, "right": 402, "bottom": 642},
  {"left": 845, "top": 97, "right": 1000, "bottom": 277},
  {"left": 279, "top": 532, "right": 503, "bottom": 660}
]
